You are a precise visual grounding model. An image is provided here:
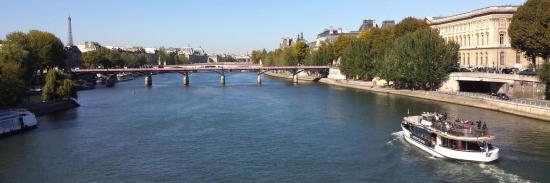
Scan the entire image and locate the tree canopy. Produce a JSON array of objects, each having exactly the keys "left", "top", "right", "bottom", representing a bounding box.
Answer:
[
  {"left": 0, "top": 62, "right": 26, "bottom": 107},
  {"left": 83, "top": 48, "right": 153, "bottom": 68},
  {"left": 1, "top": 30, "right": 66, "bottom": 86},
  {"left": 393, "top": 17, "right": 431, "bottom": 38},
  {"left": 509, "top": 0, "right": 550, "bottom": 63},
  {"left": 41, "top": 69, "right": 77, "bottom": 101},
  {"left": 380, "top": 29, "right": 459, "bottom": 90}
]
